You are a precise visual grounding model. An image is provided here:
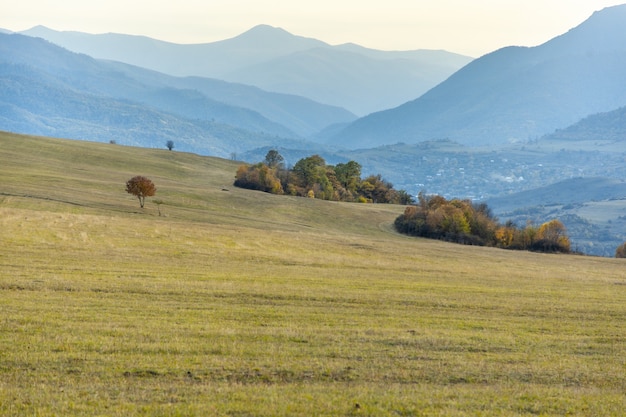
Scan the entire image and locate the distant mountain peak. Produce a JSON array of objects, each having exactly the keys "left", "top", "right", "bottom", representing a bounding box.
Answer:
[
  {"left": 23, "top": 25, "right": 56, "bottom": 35},
  {"left": 541, "top": 3, "right": 626, "bottom": 52},
  {"left": 591, "top": 3, "right": 626, "bottom": 17},
  {"left": 228, "top": 24, "right": 328, "bottom": 48},
  {"left": 244, "top": 24, "right": 290, "bottom": 35}
]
